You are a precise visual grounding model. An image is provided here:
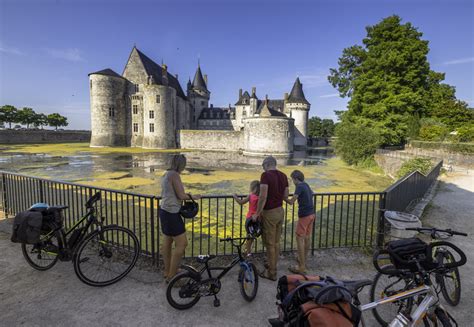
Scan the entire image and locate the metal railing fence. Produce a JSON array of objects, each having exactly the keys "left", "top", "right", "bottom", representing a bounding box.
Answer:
[{"left": 0, "top": 160, "right": 441, "bottom": 259}]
